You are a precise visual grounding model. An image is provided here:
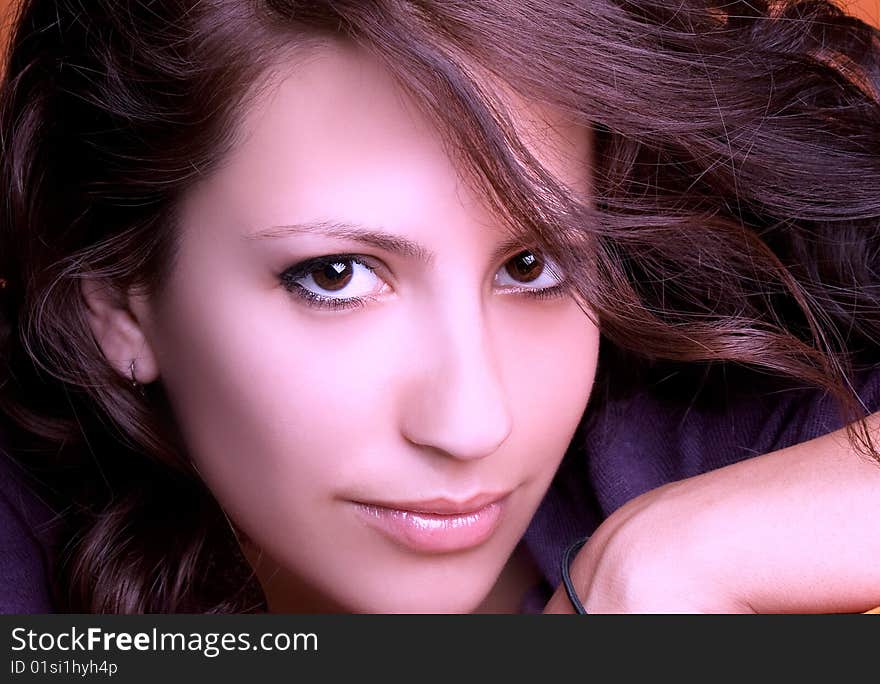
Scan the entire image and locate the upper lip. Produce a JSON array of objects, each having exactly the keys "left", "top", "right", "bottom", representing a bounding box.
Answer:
[{"left": 354, "top": 491, "right": 510, "bottom": 516}]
